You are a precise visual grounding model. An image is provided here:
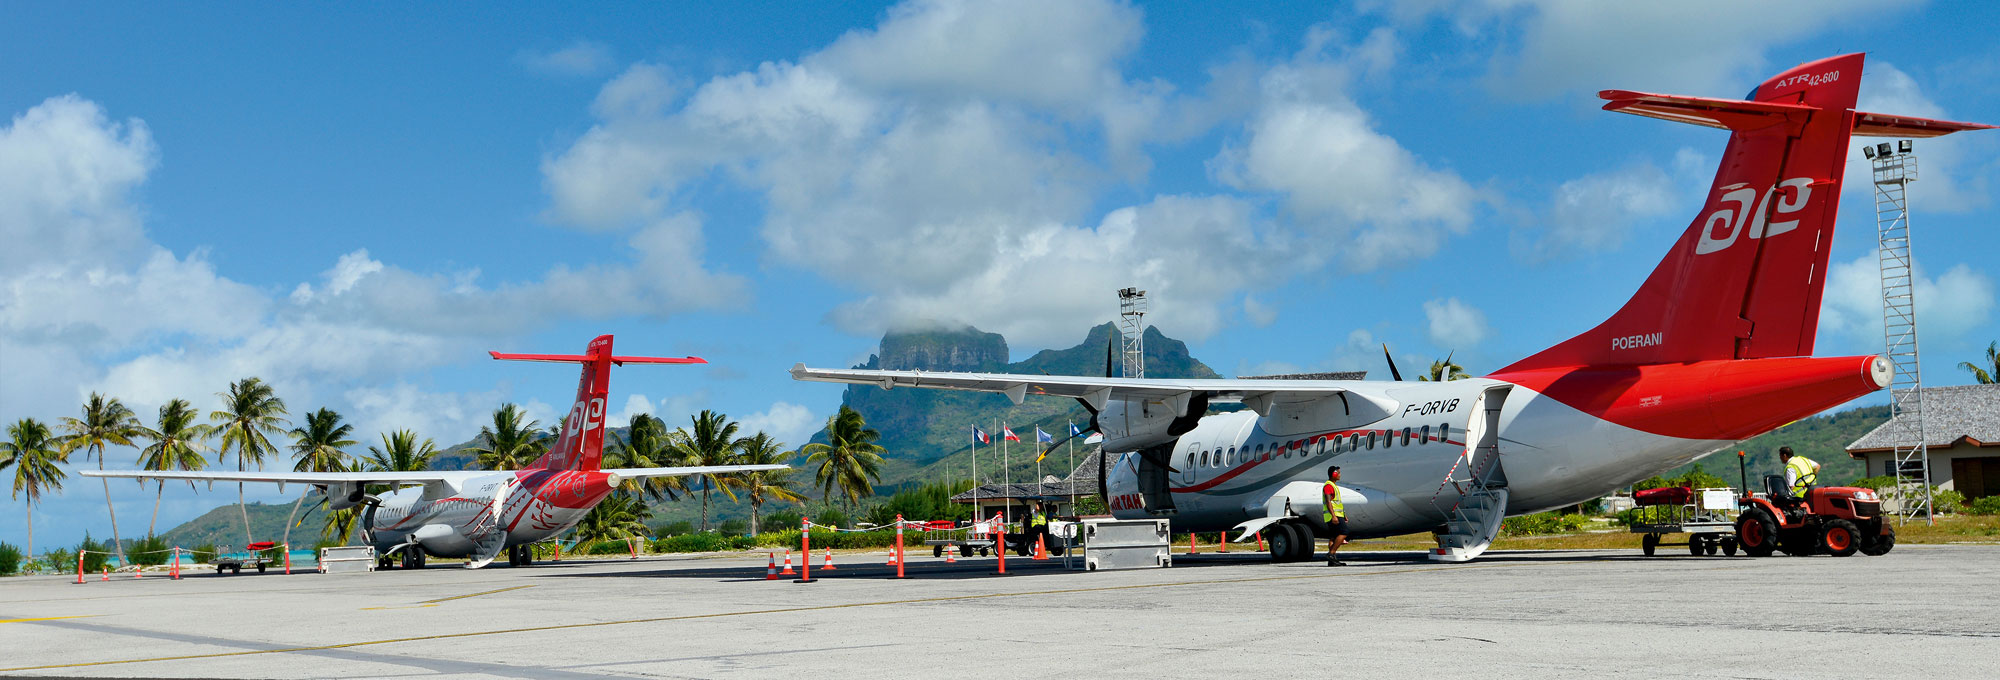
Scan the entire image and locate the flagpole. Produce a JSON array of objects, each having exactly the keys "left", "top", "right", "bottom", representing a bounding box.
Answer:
[
  {"left": 1002, "top": 419, "right": 1011, "bottom": 526},
  {"left": 970, "top": 425, "right": 979, "bottom": 519},
  {"left": 1068, "top": 420, "right": 1076, "bottom": 511}
]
